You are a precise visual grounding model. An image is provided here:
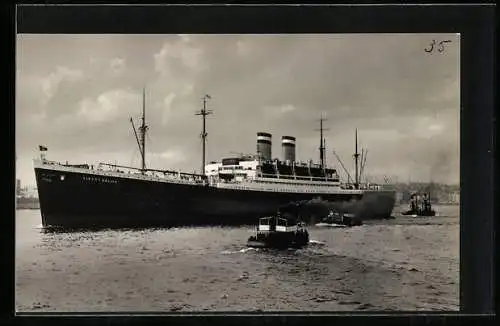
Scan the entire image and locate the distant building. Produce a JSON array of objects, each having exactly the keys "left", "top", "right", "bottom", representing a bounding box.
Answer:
[
  {"left": 449, "top": 191, "right": 460, "bottom": 204},
  {"left": 395, "top": 191, "right": 405, "bottom": 204},
  {"left": 16, "top": 179, "right": 21, "bottom": 195}
]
